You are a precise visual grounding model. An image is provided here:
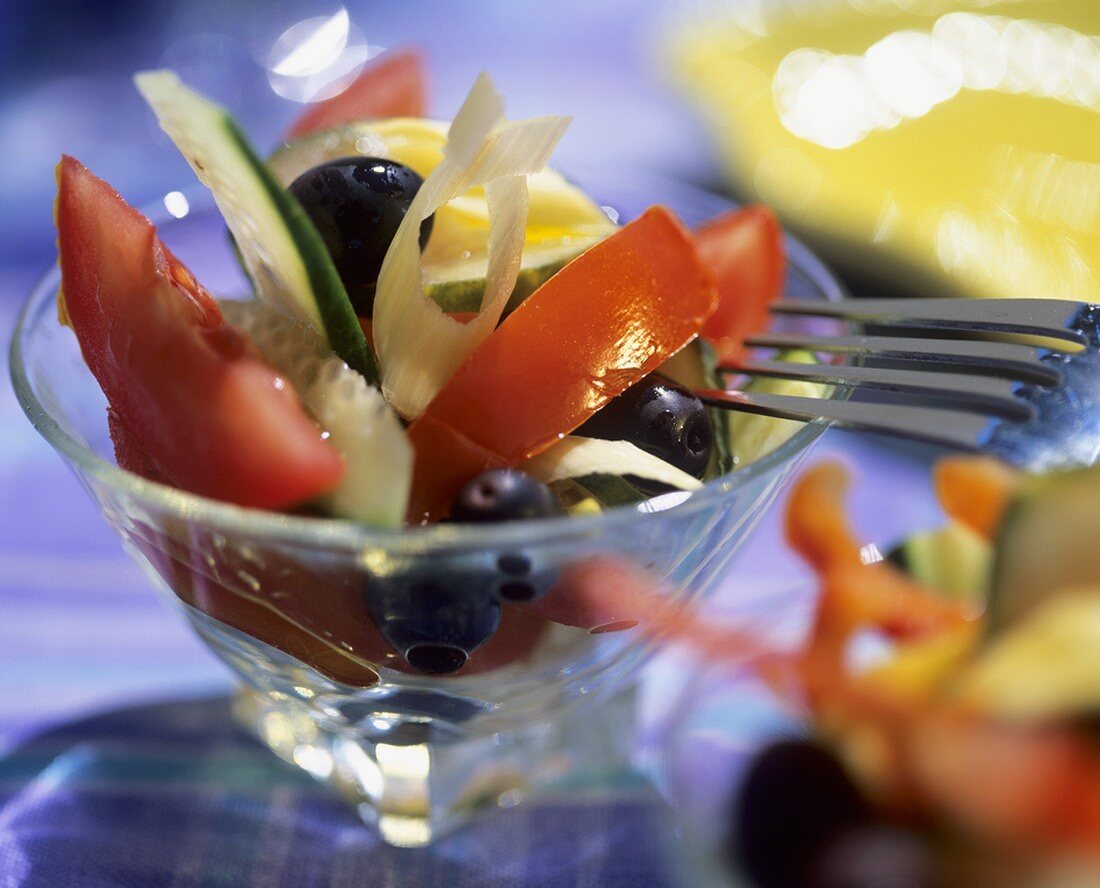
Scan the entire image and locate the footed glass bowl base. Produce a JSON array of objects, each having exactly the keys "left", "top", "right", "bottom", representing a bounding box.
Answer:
[{"left": 233, "top": 683, "right": 639, "bottom": 847}]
